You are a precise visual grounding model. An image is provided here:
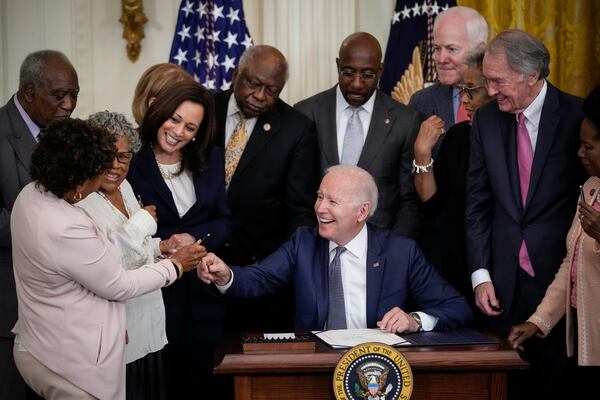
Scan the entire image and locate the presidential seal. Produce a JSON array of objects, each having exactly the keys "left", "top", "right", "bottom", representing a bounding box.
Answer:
[{"left": 333, "top": 342, "right": 412, "bottom": 400}]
